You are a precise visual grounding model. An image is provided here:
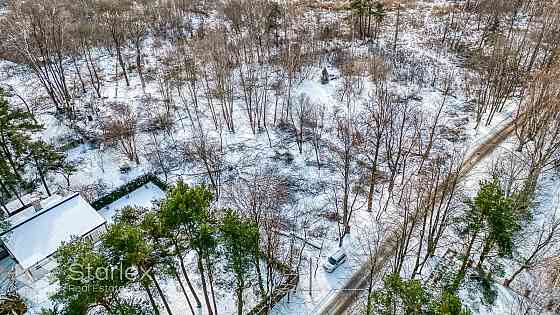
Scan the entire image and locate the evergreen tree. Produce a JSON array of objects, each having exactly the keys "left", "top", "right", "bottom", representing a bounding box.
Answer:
[
  {"left": 157, "top": 195, "right": 203, "bottom": 311},
  {"left": 370, "top": 2, "right": 386, "bottom": 46},
  {"left": 430, "top": 291, "right": 472, "bottom": 315},
  {"left": 158, "top": 180, "right": 215, "bottom": 315},
  {"left": 140, "top": 210, "right": 198, "bottom": 315},
  {"left": 370, "top": 273, "right": 471, "bottom": 315},
  {"left": 191, "top": 222, "right": 219, "bottom": 315},
  {"left": 350, "top": 0, "right": 367, "bottom": 38},
  {"left": 51, "top": 237, "right": 128, "bottom": 314},
  {"left": 103, "top": 220, "right": 174, "bottom": 315},
  {"left": 0, "top": 88, "right": 41, "bottom": 205},
  {"left": 455, "top": 177, "right": 520, "bottom": 287},
  {"left": 371, "top": 273, "right": 429, "bottom": 315},
  {"left": 109, "top": 299, "right": 152, "bottom": 315},
  {"left": 29, "top": 141, "right": 67, "bottom": 196},
  {"left": 0, "top": 88, "right": 74, "bottom": 203},
  {"left": 220, "top": 209, "right": 259, "bottom": 315}
]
